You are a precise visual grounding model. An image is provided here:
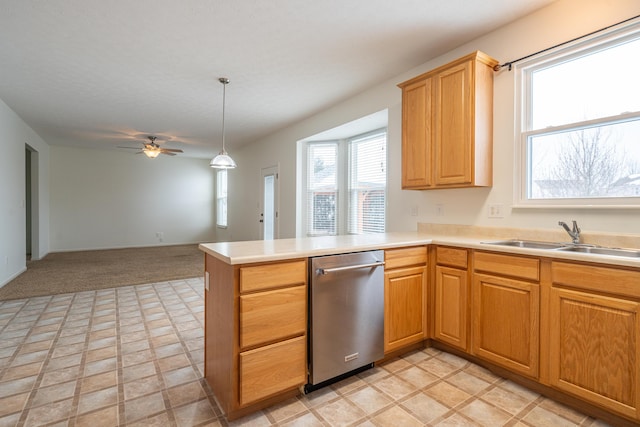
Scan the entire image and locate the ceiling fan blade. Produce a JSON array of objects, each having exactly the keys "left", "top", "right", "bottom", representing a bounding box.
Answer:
[
  {"left": 160, "top": 148, "right": 183, "bottom": 153},
  {"left": 160, "top": 151, "right": 177, "bottom": 156},
  {"left": 117, "top": 146, "right": 141, "bottom": 149}
]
